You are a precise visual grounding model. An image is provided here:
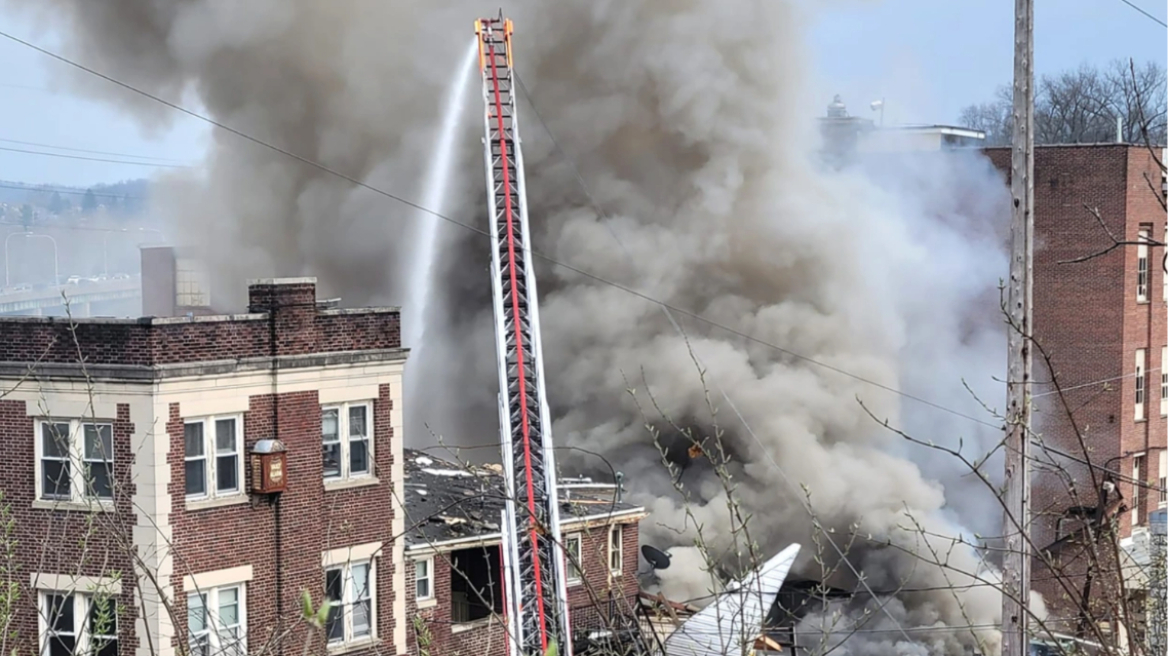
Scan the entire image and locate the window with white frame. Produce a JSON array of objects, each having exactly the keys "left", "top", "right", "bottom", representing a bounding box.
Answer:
[
  {"left": 1138, "top": 228, "right": 1150, "bottom": 302},
  {"left": 188, "top": 585, "right": 246, "bottom": 656},
  {"left": 184, "top": 416, "right": 243, "bottom": 500},
  {"left": 325, "top": 561, "right": 374, "bottom": 645},
  {"left": 37, "top": 420, "right": 114, "bottom": 503},
  {"left": 1160, "top": 450, "right": 1167, "bottom": 507},
  {"left": 414, "top": 558, "right": 433, "bottom": 601},
  {"left": 608, "top": 525, "right": 623, "bottom": 574},
  {"left": 40, "top": 592, "right": 118, "bottom": 656},
  {"left": 322, "top": 402, "right": 372, "bottom": 481},
  {"left": 565, "top": 533, "right": 583, "bottom": 584},
  {"left": 1134, "top": 454, "right": 1146, "bottom": 526},
  {"left": 1136, "top": 349, "right": 1147, "bottom": 421}
]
